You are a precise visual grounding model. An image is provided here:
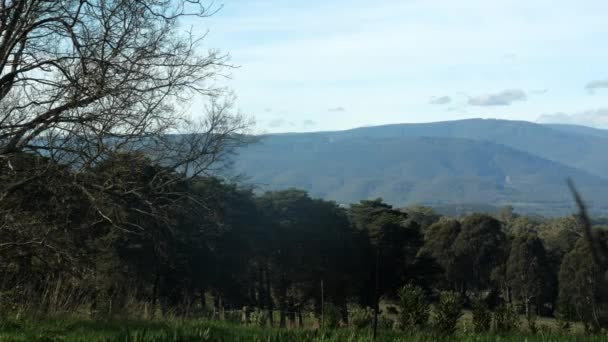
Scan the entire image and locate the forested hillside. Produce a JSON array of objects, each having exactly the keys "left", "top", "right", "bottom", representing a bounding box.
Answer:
[
  {"left": 231, "top": 120, "right": 608, "bottom": 216},
  {"left": 319, "top": 119, "right": 608, "bottom": 178}
]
